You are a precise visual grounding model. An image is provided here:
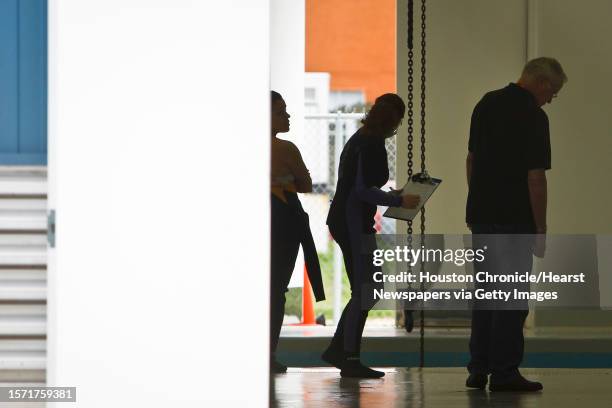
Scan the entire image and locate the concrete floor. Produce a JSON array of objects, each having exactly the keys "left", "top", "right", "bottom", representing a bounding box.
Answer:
[{"left": 271, "top": 367, "right": 612, "bottom": 407}]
